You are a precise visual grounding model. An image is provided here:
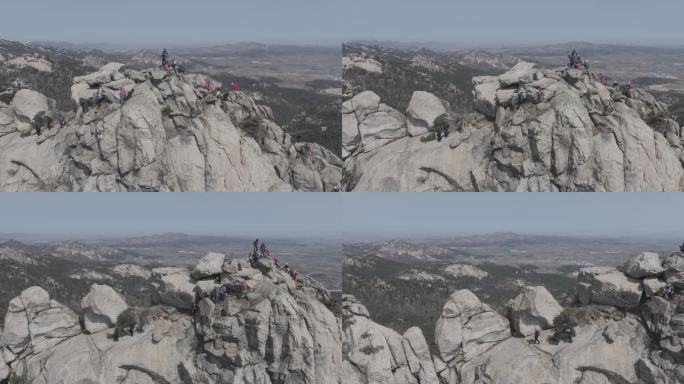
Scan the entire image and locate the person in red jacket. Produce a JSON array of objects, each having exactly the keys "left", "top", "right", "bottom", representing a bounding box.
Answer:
[{"left": 231, "top": 82, "right": 241, "bottom": 91}]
